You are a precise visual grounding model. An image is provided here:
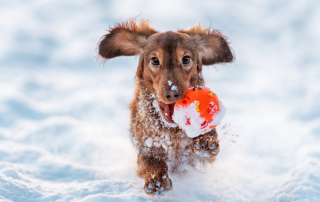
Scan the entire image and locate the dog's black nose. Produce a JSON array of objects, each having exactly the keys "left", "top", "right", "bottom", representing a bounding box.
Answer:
[{"left": 164, "top": 88, "right": 180, "bottom": 102}]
